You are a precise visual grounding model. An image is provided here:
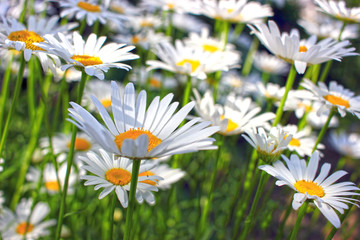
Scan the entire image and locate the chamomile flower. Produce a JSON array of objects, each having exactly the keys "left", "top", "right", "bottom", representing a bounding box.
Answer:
[
  {"left": 254, "top": 82, "right": 284, "bottom": 102},
  {"left": 248, "top": 20, "right": 358, "bottom": 74},
  {"left": 116, "top": 29, "right": 170, "bottom": 51},
  {"left": 1, "top": 199, "right": 56, "bottom": 239},
  {"left": 37, "top": 31, "right": 139, "bottom": 80},
  {"left": 259, "top": 152, "right": 360, "bottom": 228},
  {"left": 253, "top": 51, "right": 288, "bottom": 75},
  {"left": 300, "top": 79, "right": 360, "bottom": 119},
  {"left": 128, "top": 67, "right": 178, "bottom": 90},
  {"left": 140, "top": 0, "right": 192, "bottom": 13},
  {"left": 171, "top": 13, "right": 209, "bottom": 33},
  {"left": 315, "top": 0, "right": 360, "bottom": 24},
  {"left": 329, "top": 131, "right": 360, "bottom": 159},
  {"left": 243, "top": 127, "right": 292, "bottom": 163},
  {"left": 68, "top": 82, "right": 219, "bottom": 159},
  {"left": 193, "top": 89, "right": 275, "bottom": 135},
  {"left": 126, "top": 14, "right": 163, "bottom": 32},
  {"left": 79, "top": 149, "right": 163, "bottom": 207}
]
